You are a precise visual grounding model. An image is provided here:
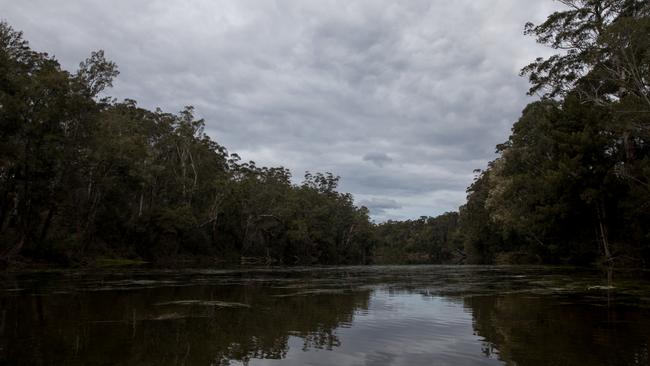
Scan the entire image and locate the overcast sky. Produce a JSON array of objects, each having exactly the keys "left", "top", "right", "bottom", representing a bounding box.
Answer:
[{"left": 2, "top": 0, "right": 561, "bottom": 221}]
